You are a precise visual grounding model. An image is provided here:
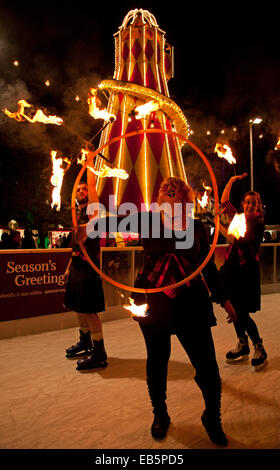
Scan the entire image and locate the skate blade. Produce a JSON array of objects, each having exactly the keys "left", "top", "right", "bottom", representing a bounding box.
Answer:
[
  {"left": 76, "top": 361, "right": 108, "bottom": 372},
  {"left": 226, "top": 355, "right": 249, "bottom": 364},
  {"left": 254, "top": 359, "right": 268, "bottom": 372},
  {"left": 66, "top": 351, "right": 93, "bottom": 359}
]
